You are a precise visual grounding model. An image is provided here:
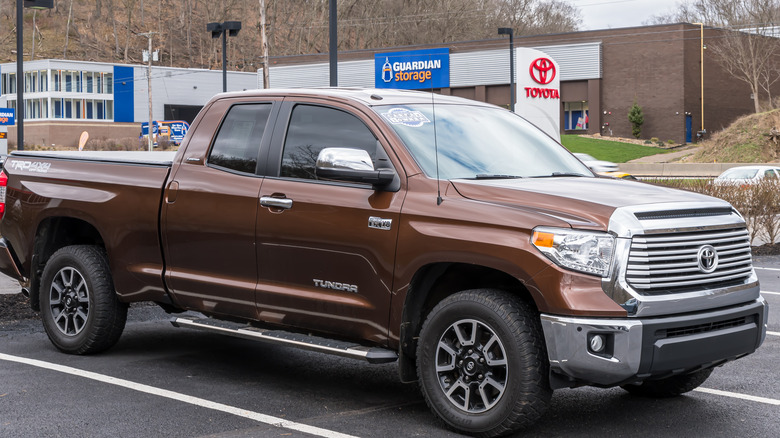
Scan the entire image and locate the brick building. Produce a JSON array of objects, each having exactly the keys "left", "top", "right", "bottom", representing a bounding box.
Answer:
[{"left": 267, "top": 23, "right": 777, "bottom": 143}]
